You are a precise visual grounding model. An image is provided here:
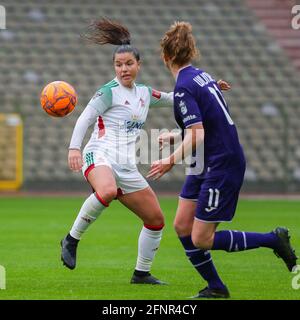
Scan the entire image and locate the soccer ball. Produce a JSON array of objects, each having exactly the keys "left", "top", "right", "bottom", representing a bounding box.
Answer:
[{"left": 40, "top": 81, "right": 77, "bottom": 117}]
